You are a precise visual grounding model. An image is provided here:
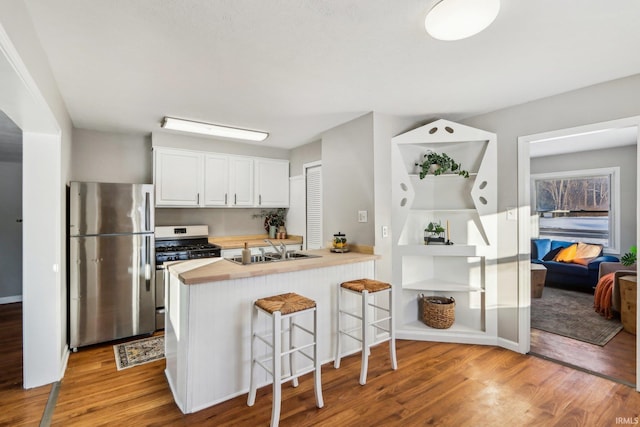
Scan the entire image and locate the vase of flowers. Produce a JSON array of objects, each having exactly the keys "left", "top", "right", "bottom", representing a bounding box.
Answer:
[{"left": 253, "top": 208, "right": 287, "bottom": 238}]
